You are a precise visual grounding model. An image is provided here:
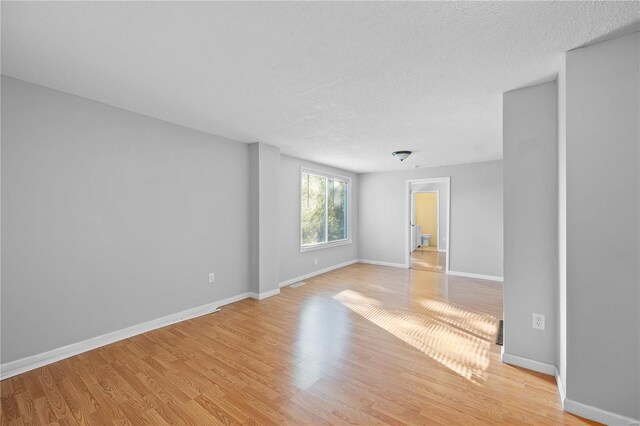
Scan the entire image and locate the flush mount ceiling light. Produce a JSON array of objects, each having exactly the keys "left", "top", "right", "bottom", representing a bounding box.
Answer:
[{"left": 392, "top": 151, "right": 412, "bottom": 162}]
